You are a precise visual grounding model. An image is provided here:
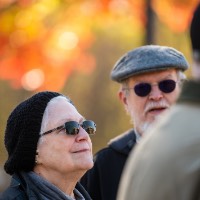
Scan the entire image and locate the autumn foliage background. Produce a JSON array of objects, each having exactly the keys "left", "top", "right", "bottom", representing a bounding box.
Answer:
[{"left": 0, "top": 0, "right": 199, "bottom": 190}]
